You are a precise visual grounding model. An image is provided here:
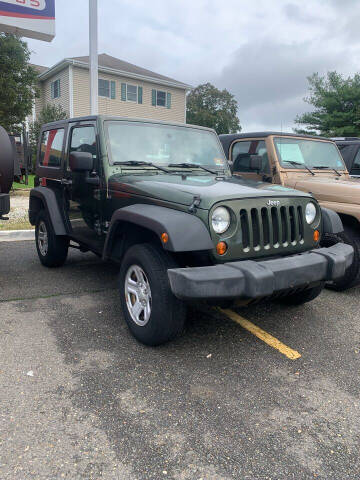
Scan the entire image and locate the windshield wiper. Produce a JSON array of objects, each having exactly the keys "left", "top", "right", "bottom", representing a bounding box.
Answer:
[
  {"left": 282, "top": 160, "right": 315, "bottom": 176},
  {"left": 311, "top": 165, "right": 342, "bottom": 176},
  {"left": 113, "top": 160, "right": 170, "bottom": 173},
  {"left": 167, "top": 162, "right": 220, "bottom": 174}
]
